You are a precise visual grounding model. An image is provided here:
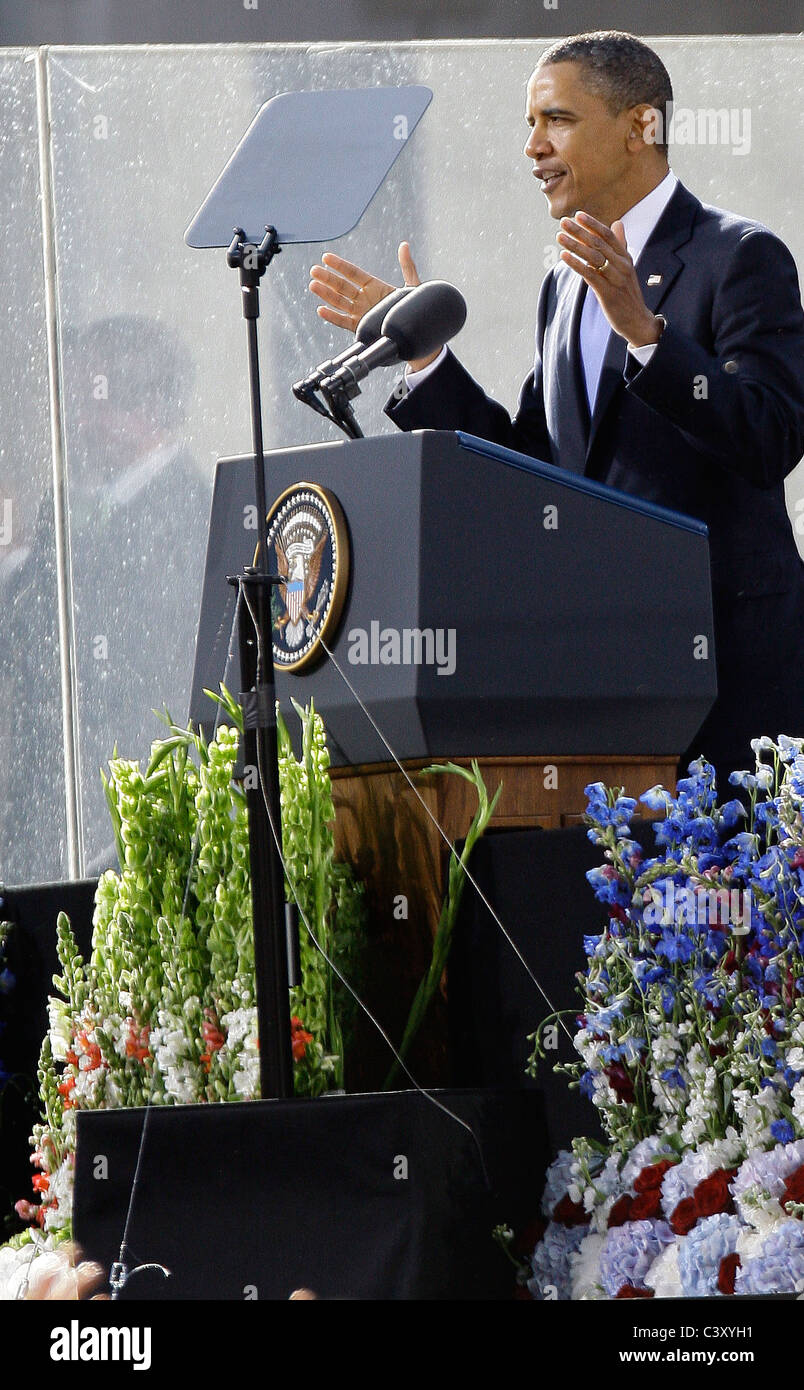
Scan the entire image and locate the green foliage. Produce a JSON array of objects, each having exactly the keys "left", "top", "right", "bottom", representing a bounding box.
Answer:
[{"left": 277, "top": 699, "right": 366, "bottom": 1091}]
